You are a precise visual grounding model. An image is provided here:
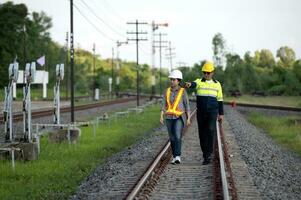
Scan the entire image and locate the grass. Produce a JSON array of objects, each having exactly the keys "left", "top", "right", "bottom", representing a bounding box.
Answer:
[
  {"left": 0, "top": 105, "right": 161, "bottom": 200},
  {"left": 247, "top": 112, "right": 301, "bottom": 156},
  {"left": 224, "top": 95, "right": 301, "bottom": 108}
]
